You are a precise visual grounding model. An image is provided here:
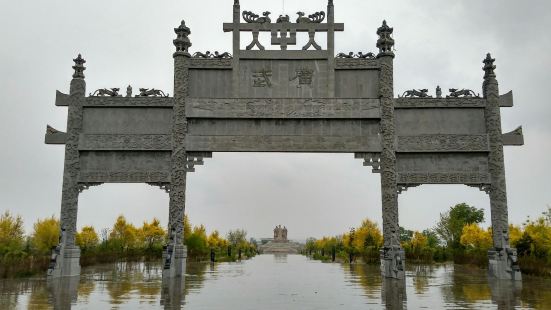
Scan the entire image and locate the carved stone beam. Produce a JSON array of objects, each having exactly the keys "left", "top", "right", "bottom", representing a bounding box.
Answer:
[
  {"left": 223, "top": 23, "right": 344, "bottom": 33},
  {"left": 77, "top": 183, "right": 103, "bottom": 193},
  {"left": 502, "top": 126, "right": 524, "bottom": 146},
  {"left": 354, "top": 153, "right": 381, "bottom": 173},
  {"left": 185, "top": 152, "right": 213, "bottom": 173},
  {"left": 499, "top": 90, "right": 514, "bottom": 107},
  {"left": 45, "top": 125, "right": 67, "bottom": 145},
  {"left": 147, "top": 182, "right": 171, "bottom": 193},
  {"left": 467, "top": 184, "right": 491, "bottom": 195}
]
